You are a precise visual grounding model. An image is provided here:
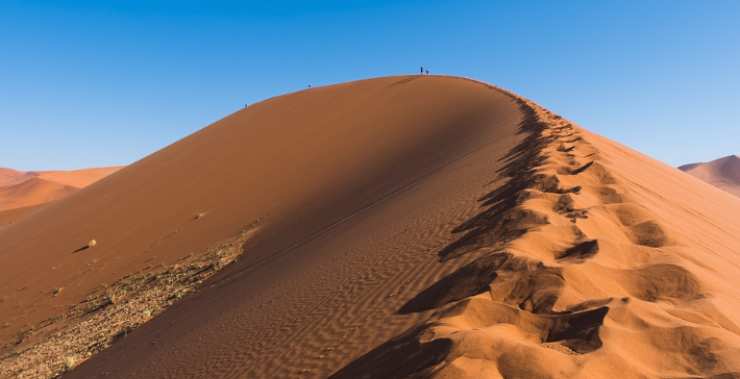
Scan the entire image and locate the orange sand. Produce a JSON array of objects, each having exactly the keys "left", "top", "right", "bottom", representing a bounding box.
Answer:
[{"left": 0, "top": 166, "right": 120, "bottom": 213}]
